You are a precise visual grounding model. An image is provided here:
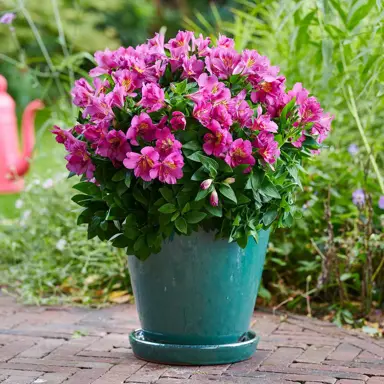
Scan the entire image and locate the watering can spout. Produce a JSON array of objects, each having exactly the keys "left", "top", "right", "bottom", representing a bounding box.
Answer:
[{"left": 14, "top": 99, "right": 44, "bottom": 177}]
